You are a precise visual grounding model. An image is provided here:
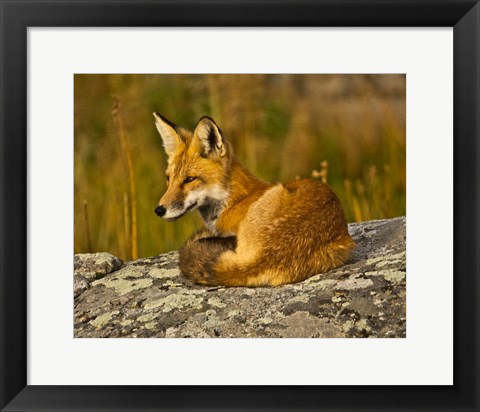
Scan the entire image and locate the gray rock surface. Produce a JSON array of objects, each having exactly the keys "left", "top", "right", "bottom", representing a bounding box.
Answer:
[
  {"left": 74, "top": 252, "right": 124, "bottom": 280},
  {"left": 74, "top": 217, "right": 406, "bottom": 338}
]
